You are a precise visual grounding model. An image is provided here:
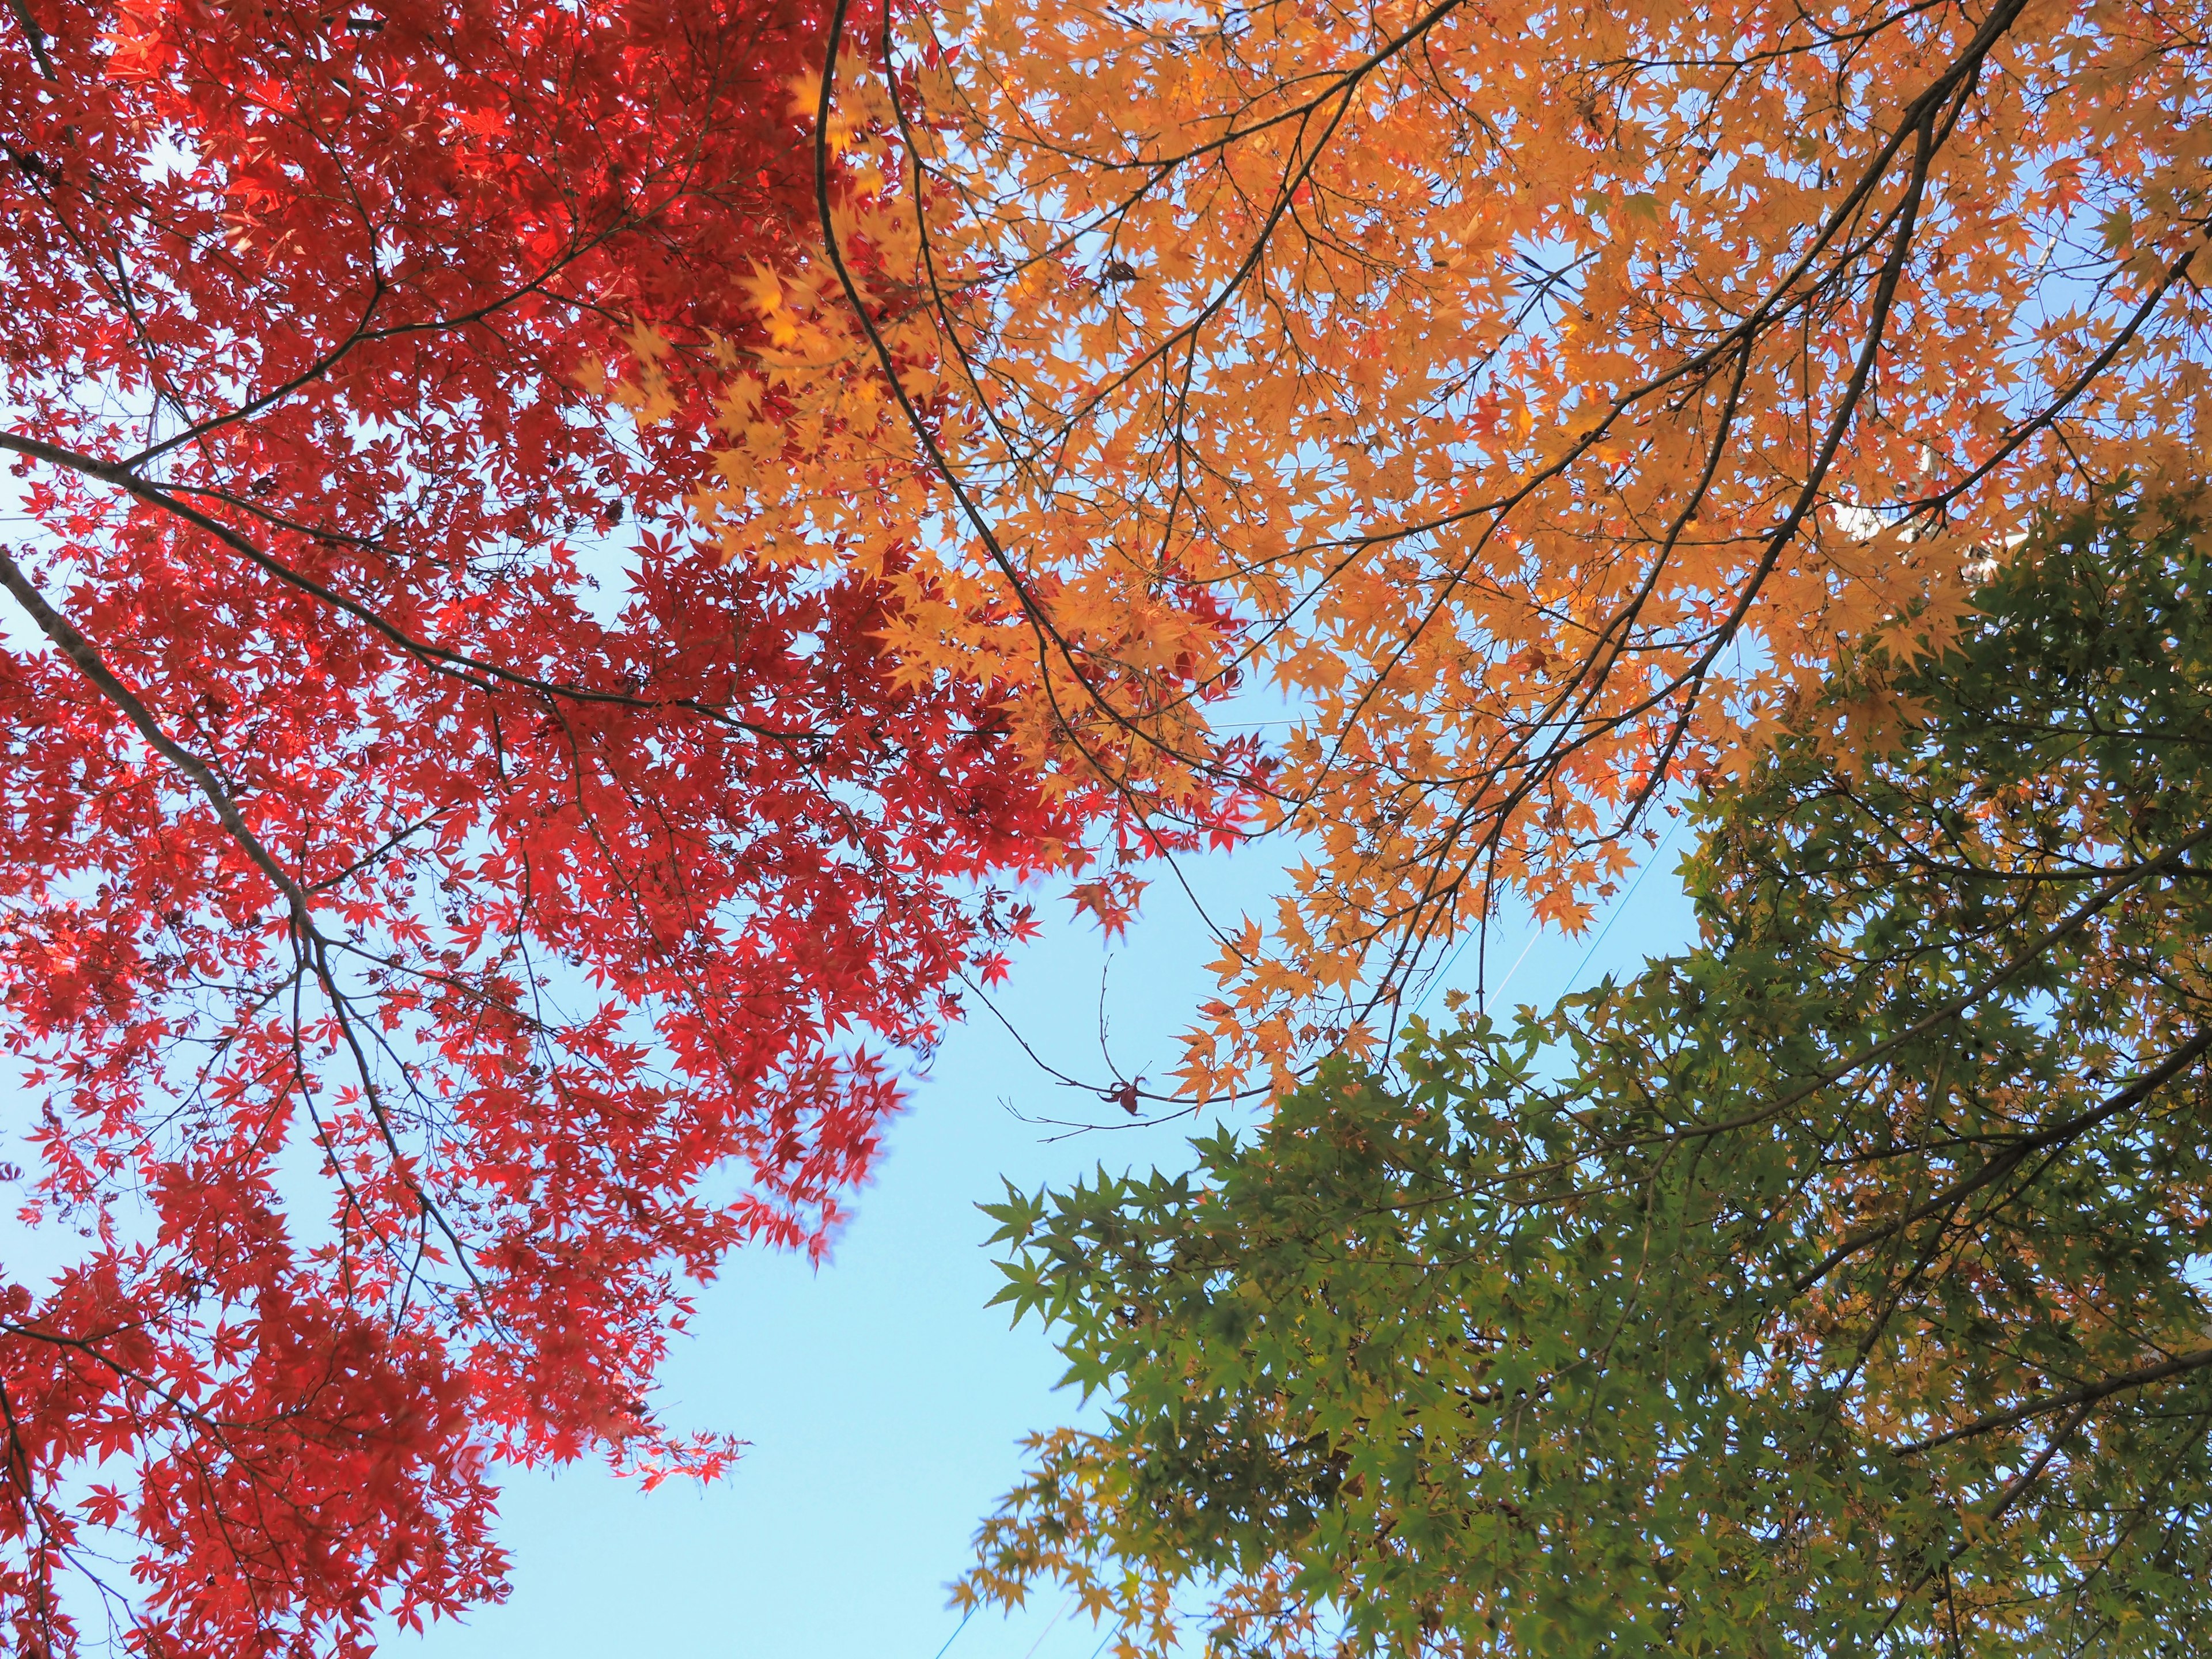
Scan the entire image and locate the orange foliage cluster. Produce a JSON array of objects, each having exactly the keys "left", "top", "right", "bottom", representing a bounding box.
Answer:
[{"left": 660, "top": 0, "right": 2212, "bottom": 1100}]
